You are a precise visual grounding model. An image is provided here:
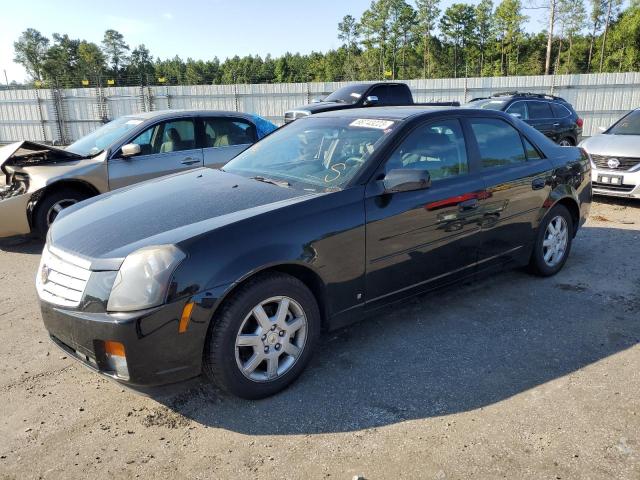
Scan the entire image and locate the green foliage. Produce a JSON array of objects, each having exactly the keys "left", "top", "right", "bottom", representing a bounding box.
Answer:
[{"left": 11, "top": 3, "right": 640, "bottom": 88}]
